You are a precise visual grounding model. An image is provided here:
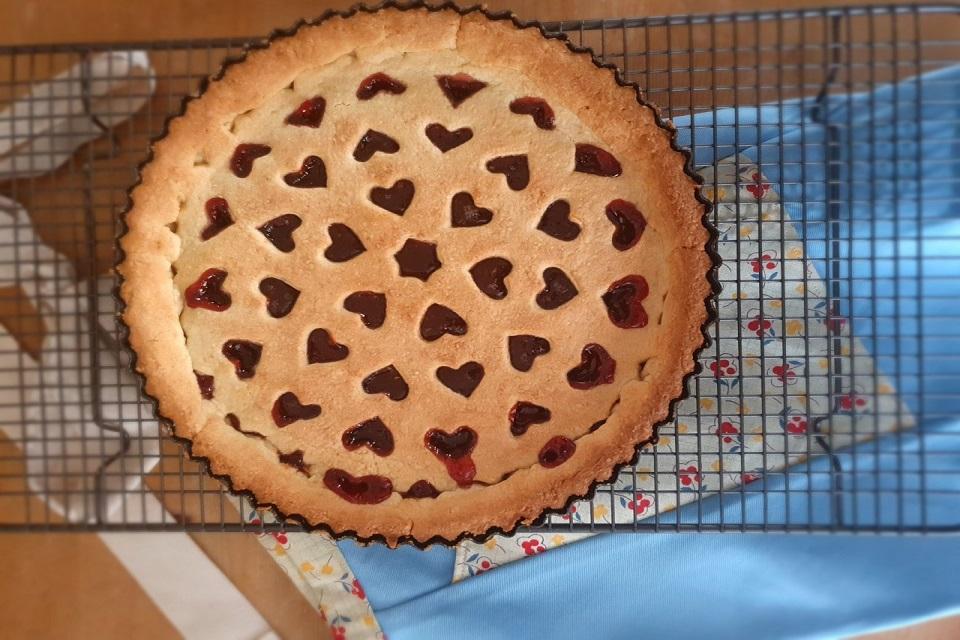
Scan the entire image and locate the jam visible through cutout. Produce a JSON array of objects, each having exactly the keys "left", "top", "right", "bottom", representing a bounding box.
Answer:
[
  {"left": 436, "top": 362, "right": 484, "bottom": 398},
  {"left": 605, "top": 199, "right": 647, "bottom": 251},
  {"left": 257, "top": 214, "right": 301, "bottom": 253},
  {"left": 486, "top": 155, "right": 530, "bottom": 191},
  {"left": 307, "top": 328, "right": 349, "bottom": 363},
  {"left": 602, "top": 275, "right": 649, "bottom": 328},
  {"left": 279, "top": 449, "right": 311, "bottom": 476},
  {"left": 536, "top": 267, "right": 578, "bottom": 310},
  {"left": 185, "top": 268, "right": 231, "bottom": 311},
  {"left": 230, "top": 143, "right": 271, "bottom": 178},
  {"left": 436, "top": 73, "right": 487, "bottom": 107},
  {"left": 362, "top": 365, "right": 409, "bottom": 401},
  {"left": 403, "top": 480, "right": 440, "bottom": 499},
  {"left": 574, "top": 143, "right": 622, "bottom": 177},
  {"left": 508, "top": 335, "right": 551, "bottom": 372},
  {"left": 539, "top": 436, "right": 576, "bottom": 468},
  {"left": 342, "top": 417, "right": 395, "bottom": 457},
  {"left": 393, "top": 239, "right": 441, "bottom": 281},
  {"left": 344, "top": 291, "right": 386, "bottom": 329},
  {"left": 425, "top": 426, "right": 478, "bottom": 487},
  {"left": 201, "top": 197, "right": 234, "bottom": 240},
  {"left": 259, "top": 277, "right": 300, "bottom": 318},
  {"left": 425, "top": 123, "right": 473, "bottom": 152},
  {"left": 370, "top": 179, "right": 415, "bottom": 215},
  {"left": 509, "top": 401, "right": 551, "bottom": 436},
  {"left": 353, "top": 129, "right": 400, "bottom": 162},
  {"left": 537, "top": 200, "right": 581, "bottom": 241},
  {"left": 194, "top": 371, "right": 214, "bottom": 399},
  {"left": 420, "top": 303, "right": 467, "bottom": 342},
  {"left": 324, "top": 468, "right": 393, "bottom": 504},
  {"left": 450, "top": 192, "right": 493, "bottom": 227},
  {"left": 283, "top": 156, "right": 327, "bottom": 188},
  {"left": 325, "top": 223, "right": 366, "bottom": 263},
  {"left": 226, "top": 413, "right": 265, "bottom": 439},
  {"left": 567, "top": 343, "right": 617, "bottom": 390},
  {"left": 509, "top": 97, "right": 555, "bottom": 130},
  {"left": 469, "top": 257, "right": 512, "bottom": 300},
  {"left": 357, "top": 72, "right": 407, "bottom": 100},
  {"left": 222, "top": 340, "right": 262, "bottom": 379},
  {"left": 285, "top": 96, "right": 326, "bottom": 127},
  {"left": 272, "top": 391, "right": 321, "bottom": 427}
]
